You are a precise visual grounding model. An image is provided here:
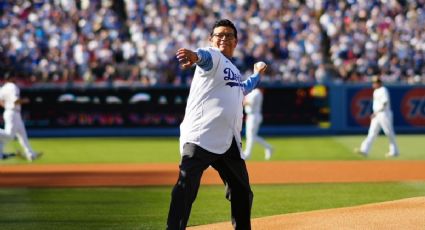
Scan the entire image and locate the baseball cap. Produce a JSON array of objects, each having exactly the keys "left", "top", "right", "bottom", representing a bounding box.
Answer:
[
  {"left": 371, "top": 75, "right": 381, "bottom": 83},
  {"left": 4, "top": 72, "right": 10, "bottom": 80},
  {"left": 3, "top": 71, "right": 16, "bottom": 81}
]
